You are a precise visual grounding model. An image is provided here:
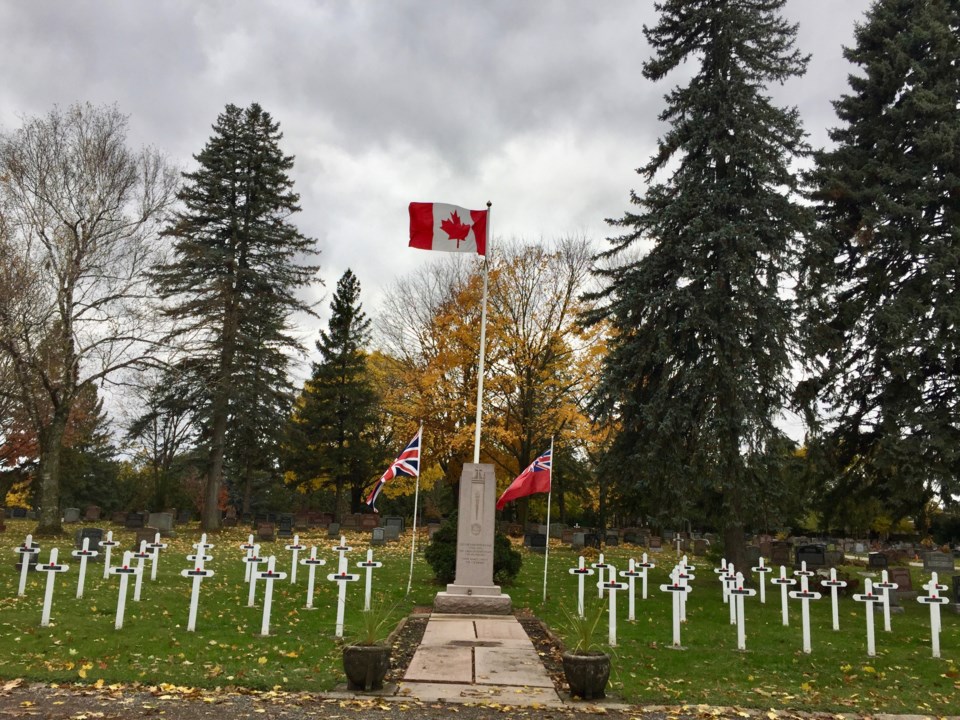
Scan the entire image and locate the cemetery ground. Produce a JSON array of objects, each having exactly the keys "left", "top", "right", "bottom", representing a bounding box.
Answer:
[{"left": 0, "top": 520, "right": 957, "bottom": 717}]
